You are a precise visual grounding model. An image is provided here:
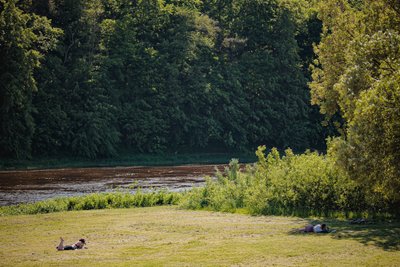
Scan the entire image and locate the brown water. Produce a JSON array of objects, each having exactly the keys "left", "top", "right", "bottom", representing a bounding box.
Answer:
[{"left": 0, "top": 165, "right": 226, "bottom": 206}]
